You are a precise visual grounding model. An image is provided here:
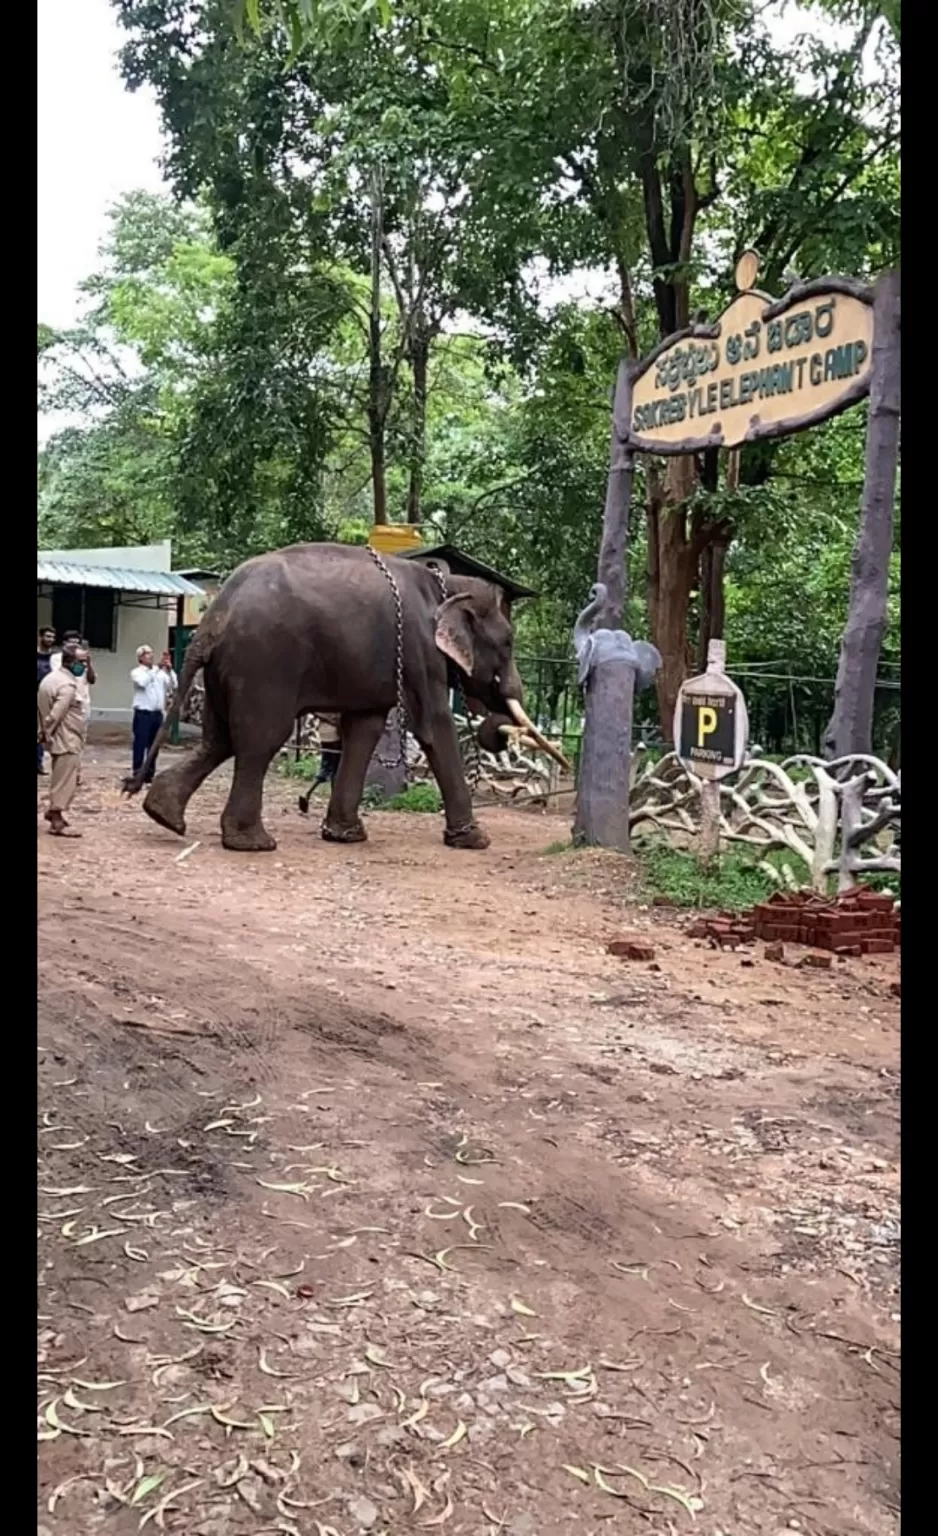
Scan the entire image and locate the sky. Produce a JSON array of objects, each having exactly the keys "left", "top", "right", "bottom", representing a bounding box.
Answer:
[{"left": 38, "top": 0, "right": 167, "bottom": 332}]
